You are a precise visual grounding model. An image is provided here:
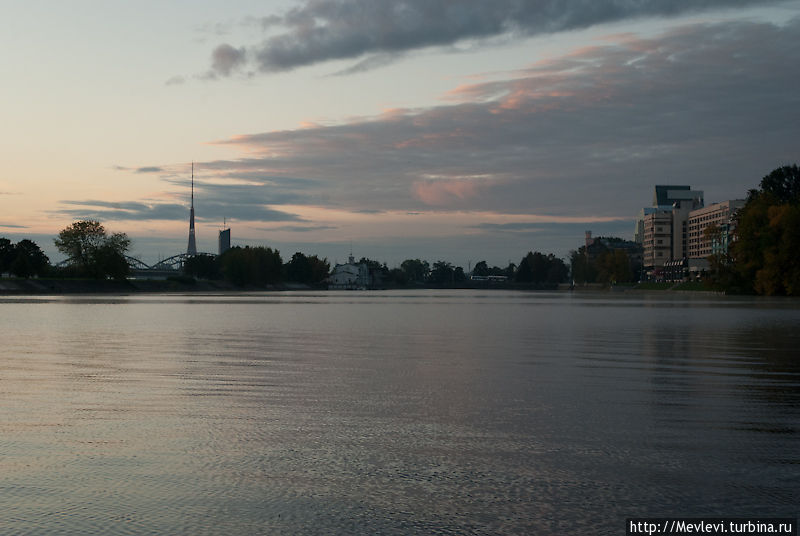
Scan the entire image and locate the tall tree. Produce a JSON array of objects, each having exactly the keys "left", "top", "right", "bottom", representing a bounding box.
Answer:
[
  {"left": 732, "top": 165, "right": 800, "bottom": 295},
  {"left": 10, "top": 239, "right": 50, "bottom": 278},
  {"left": 400, "top": 259, "right": 429, "bottom": 283},
  {"left": 472, "top": 261, "right": 489, "bottom": 277},
  {"left": 0, "top": 238, "right": 15, "bottom": 274},
  {"left": 54, "top": 220, "right": 131, "bottom": 279}
]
